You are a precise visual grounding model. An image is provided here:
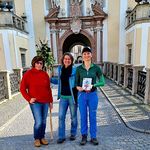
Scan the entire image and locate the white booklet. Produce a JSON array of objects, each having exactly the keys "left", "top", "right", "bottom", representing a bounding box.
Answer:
[{"left": 82, "top": 78, "right": 92, "bottom": 91}]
